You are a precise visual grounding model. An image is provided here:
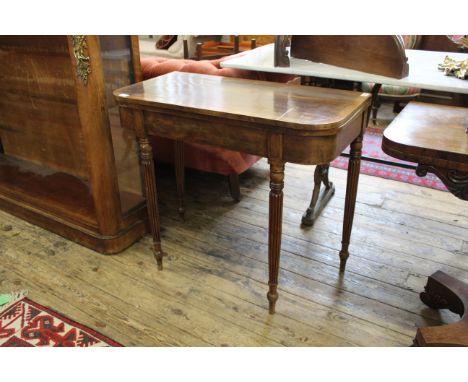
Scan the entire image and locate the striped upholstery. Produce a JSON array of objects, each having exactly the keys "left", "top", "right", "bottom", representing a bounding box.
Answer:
[{"left": 362, "top": 82, "right": 420, "bottom": 97}]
